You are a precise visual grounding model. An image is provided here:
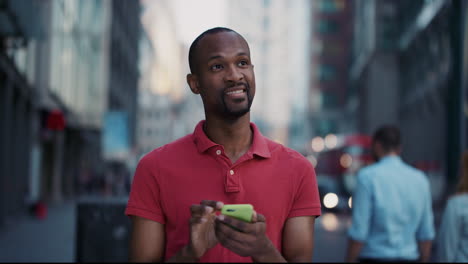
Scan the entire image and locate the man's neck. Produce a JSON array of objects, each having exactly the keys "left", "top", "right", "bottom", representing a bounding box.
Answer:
[
  {"left": 204, "top": 114, "right": 253, "bottom": 163},
  {"left": 378, "top": 152, "right": 399, "bottom": 161}
]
